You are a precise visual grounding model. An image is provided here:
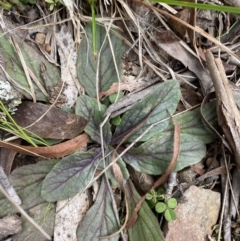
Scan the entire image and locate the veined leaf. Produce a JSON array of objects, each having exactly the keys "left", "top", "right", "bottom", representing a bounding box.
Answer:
[
  {"left": 112, "top": 80, "right": 181, "bottom": 144},
  {"left": 77, "top": 177, "right": 119, "bottom": 241},
  {"left": 122, "top": 133, "right": 206, "bottom": 175},
  {"left": 76, "top": 95, "right": 112, "bottom": 144},
  {"left": 125, "top": 180, "right": 164, "bottom": 241},
  {"left": 0, "top": 159, "right": 59, "bottom": 217},
  {"left": 163, "top": 101, "right": 217, "bottom": 144},
  {"left": 77, "top": 23, "right": 123, "bottom": 98},
  {"left": 41, "top": 150, "right": 102, "bottom": 202}
]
